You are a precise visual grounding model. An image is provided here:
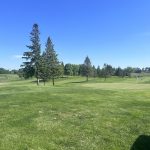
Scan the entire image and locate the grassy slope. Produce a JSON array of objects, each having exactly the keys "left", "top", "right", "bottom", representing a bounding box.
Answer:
[{"left": 0, "top": 75, "right": 150, "bottom": 150}]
